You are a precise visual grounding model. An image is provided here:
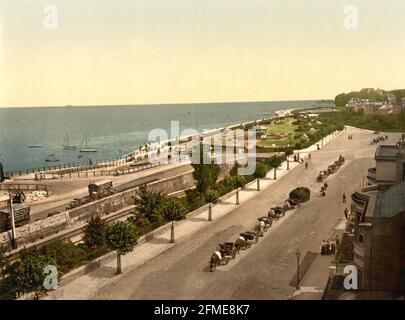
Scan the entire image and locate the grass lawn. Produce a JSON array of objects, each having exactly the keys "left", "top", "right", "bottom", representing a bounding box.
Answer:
[{"left": 258, "top": 118, "right": 300, "bottom": 148}]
